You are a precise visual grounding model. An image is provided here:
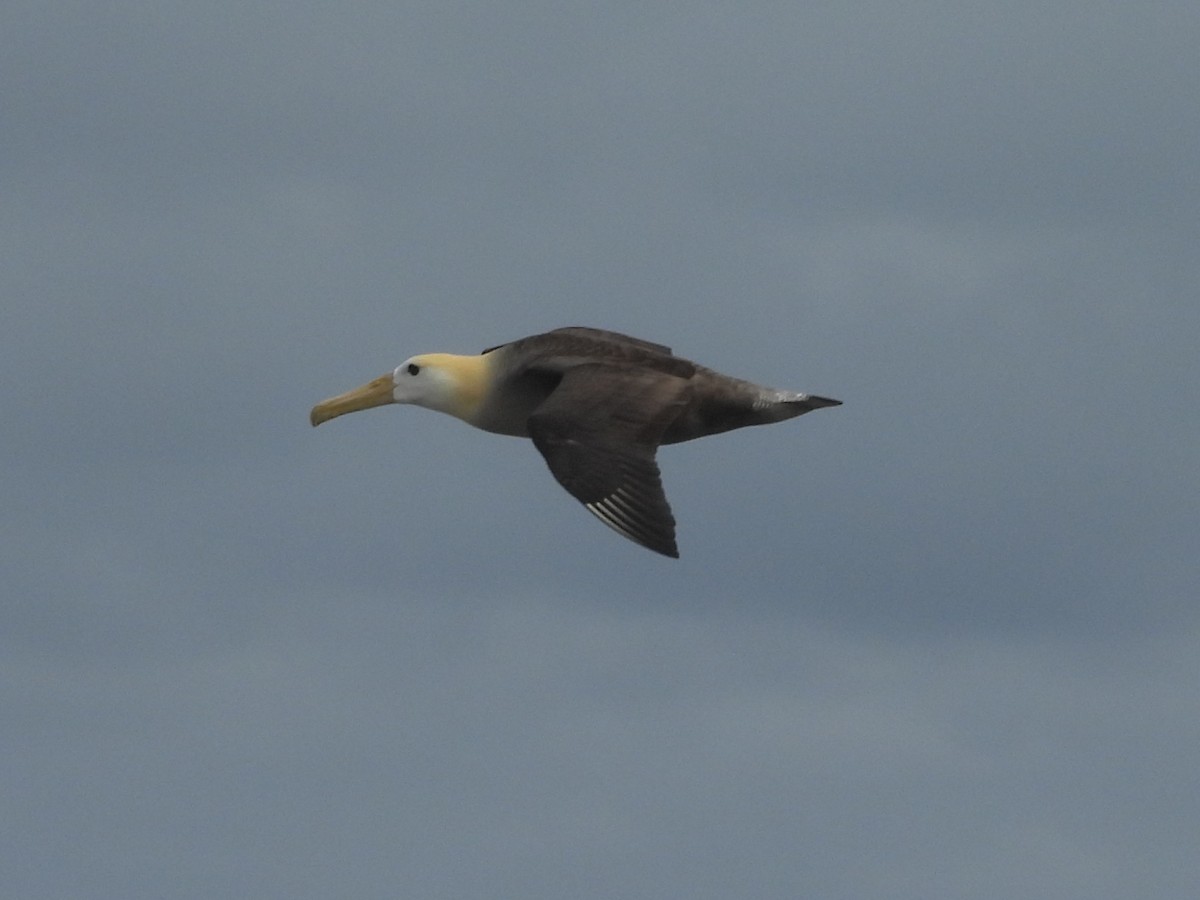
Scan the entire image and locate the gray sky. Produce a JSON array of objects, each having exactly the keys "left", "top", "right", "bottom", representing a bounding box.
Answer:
[{"left": 4, "top": 2, "right": 1198, "bottom": 897}]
